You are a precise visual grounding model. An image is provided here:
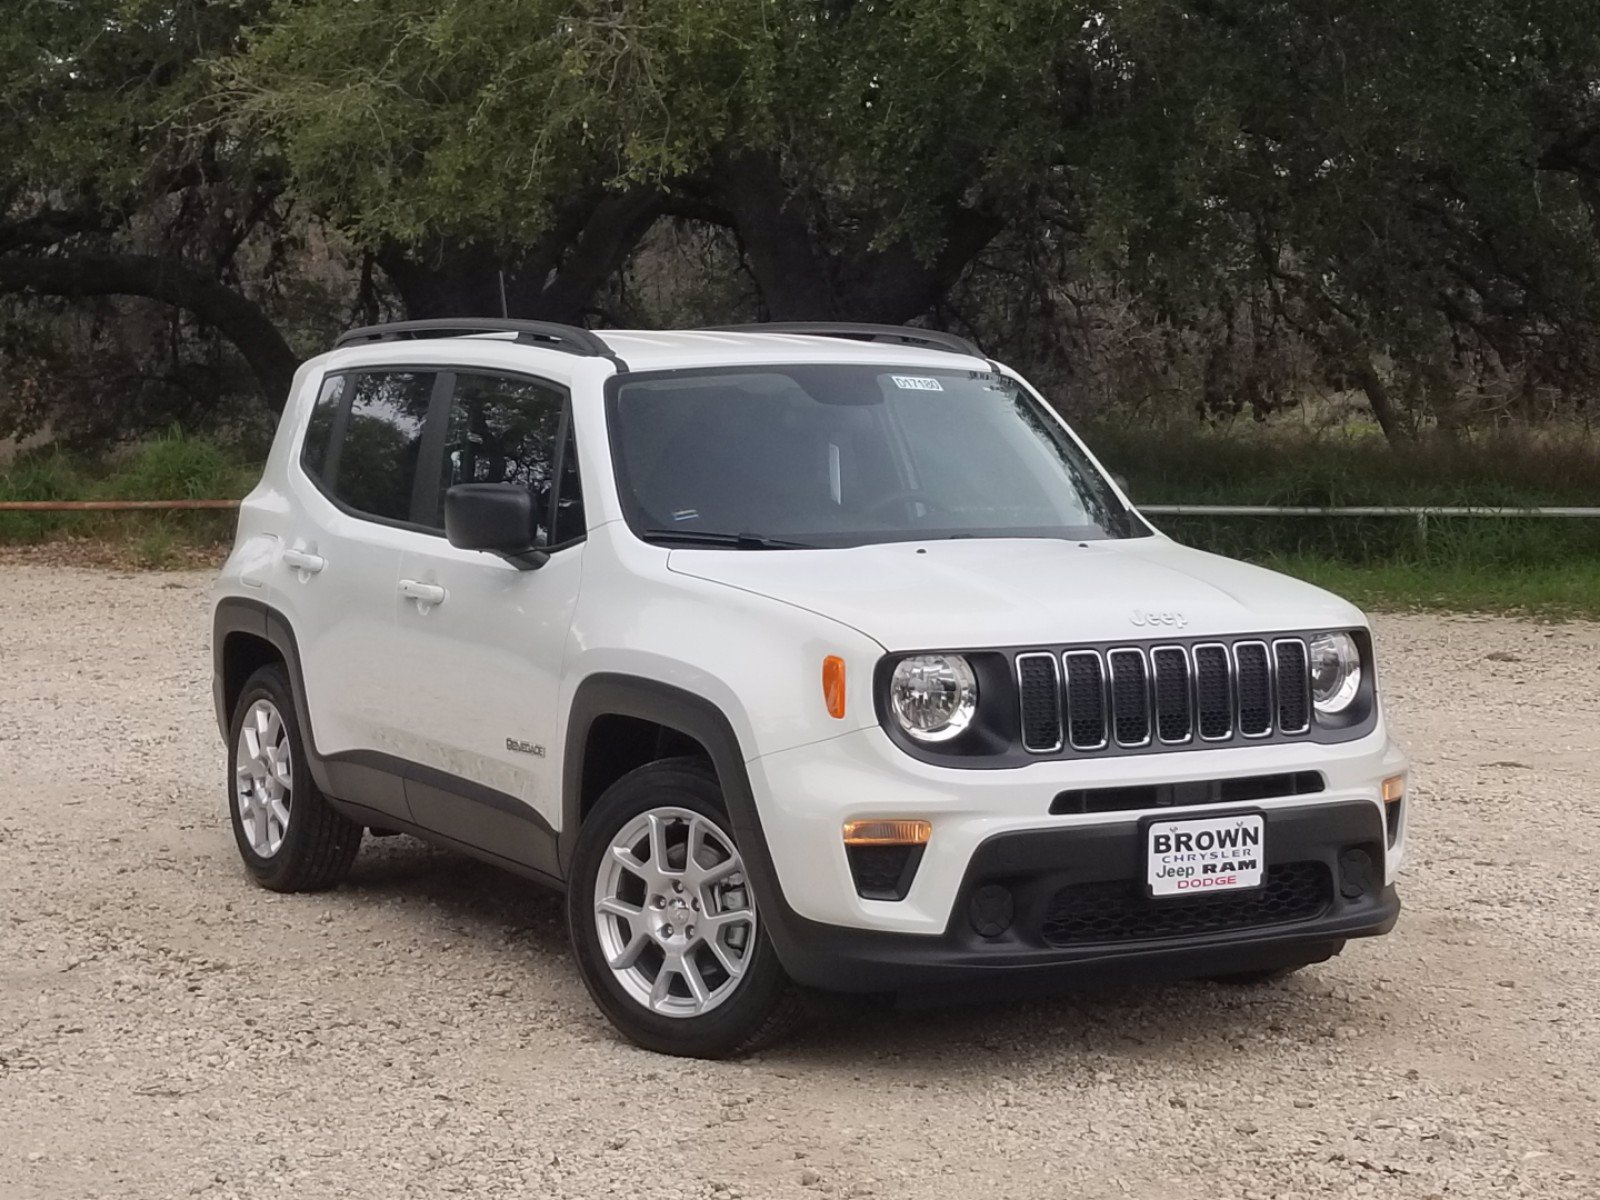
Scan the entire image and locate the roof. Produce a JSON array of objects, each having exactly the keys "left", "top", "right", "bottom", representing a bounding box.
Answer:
[
  {"left": 592, "top": 328, "right": 988, "bottom": 373},
  {"left": 325, "top": 320, "right": 990, "bottom": 376}
]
